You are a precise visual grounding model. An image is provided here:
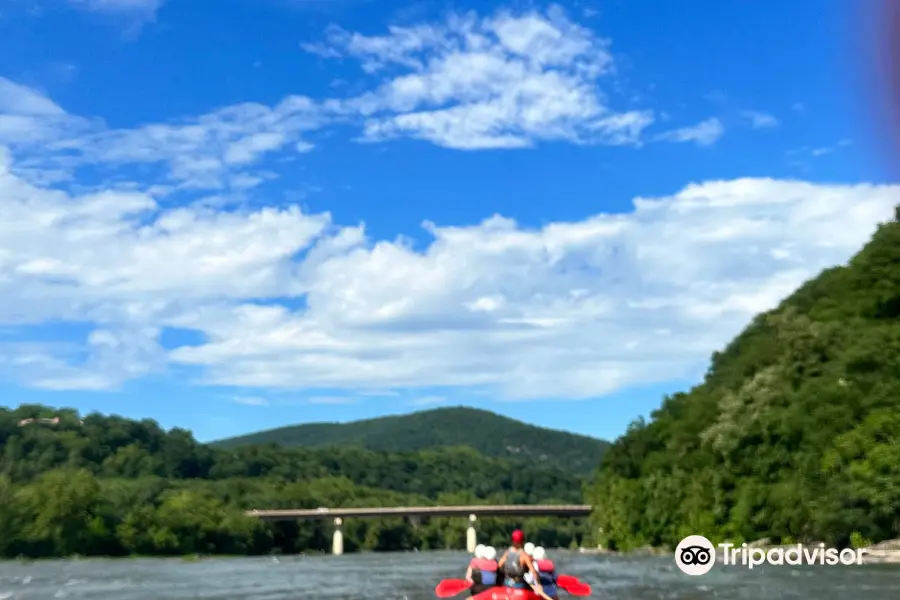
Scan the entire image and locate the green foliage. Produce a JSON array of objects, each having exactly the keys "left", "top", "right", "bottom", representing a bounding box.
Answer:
[
  {"left": 0, "top": 404, "right": 587, "bottom": 557},
  {"left": 849, "top": 531, "right": 872, "bottom": 549},
  {"left": 588, "top": 212, "right": 900, "bottom": 551},
  {"left": 210, "top": 406, "right": 609, "bottom": 475}
]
